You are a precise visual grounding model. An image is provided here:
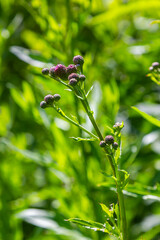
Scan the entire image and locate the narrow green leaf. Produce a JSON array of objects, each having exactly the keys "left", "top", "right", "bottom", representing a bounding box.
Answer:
[
  {"left": 67, "top": 218, "right": 109, "bottom": 233},
  {"left": 100, "top": 204, "right": 112, "bottom": 218},
  {"left": 101, "top": 171, "right": 117, "bottom": 182},
  {"left": 70, "top": 137, "right": 97, "bottom": 142},
  {"left": 131, "top": 106, "right": 160, "bottom": 127},
  {"left": 151, "top": 20, "right": 160, "bottom": 24}
]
